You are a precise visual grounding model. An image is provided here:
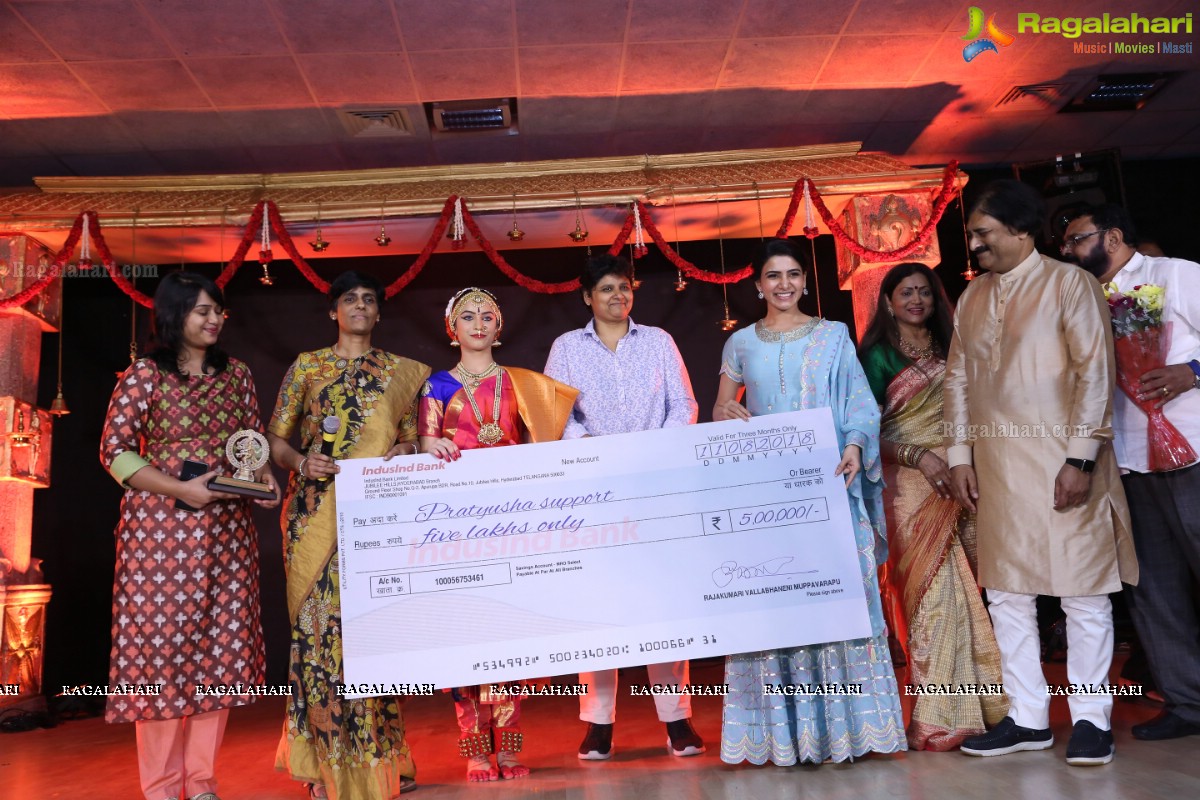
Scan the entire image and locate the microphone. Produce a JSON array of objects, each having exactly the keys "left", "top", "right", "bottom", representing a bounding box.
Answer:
[{"left": 318, "top": 416, "right": 341, "bottom": 481}]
